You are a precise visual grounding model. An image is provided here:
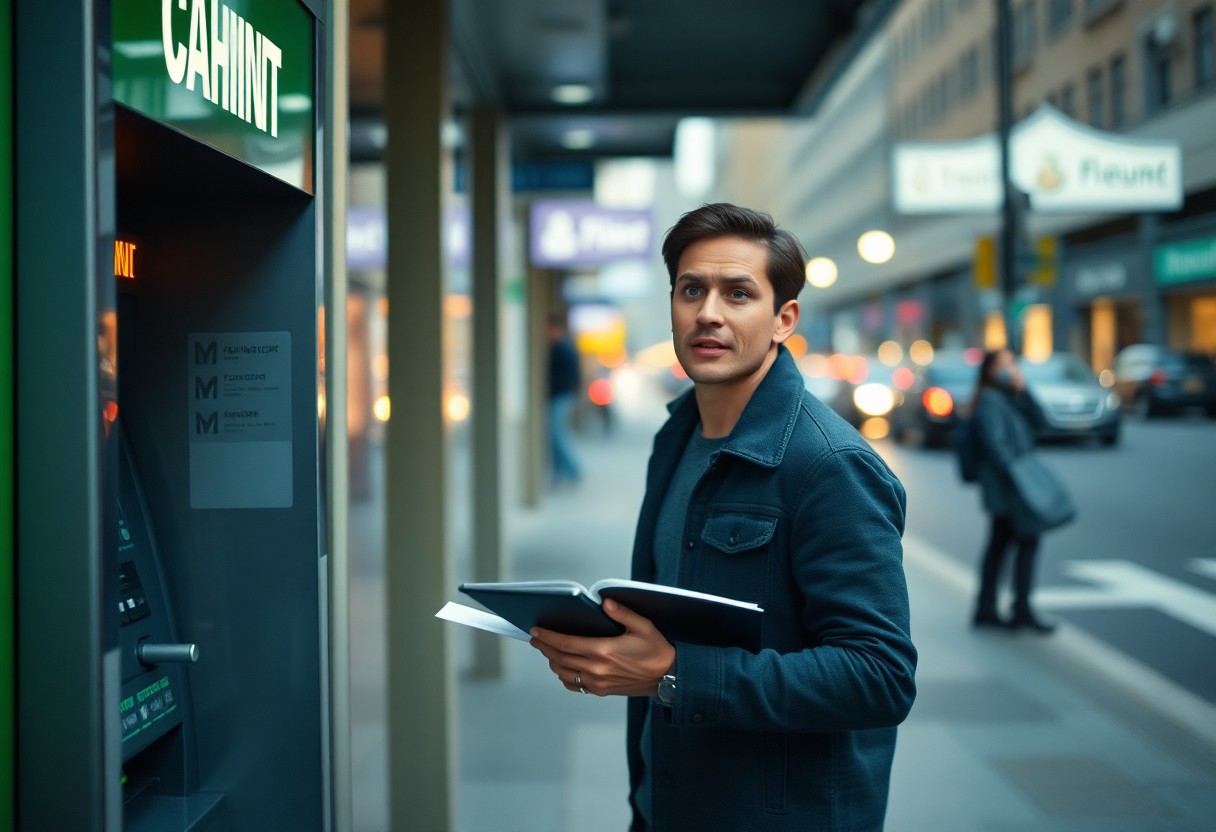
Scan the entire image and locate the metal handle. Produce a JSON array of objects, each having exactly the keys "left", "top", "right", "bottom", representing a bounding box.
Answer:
[{"left": 137, "top": 642, "right": 199, "bottom": 665}]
